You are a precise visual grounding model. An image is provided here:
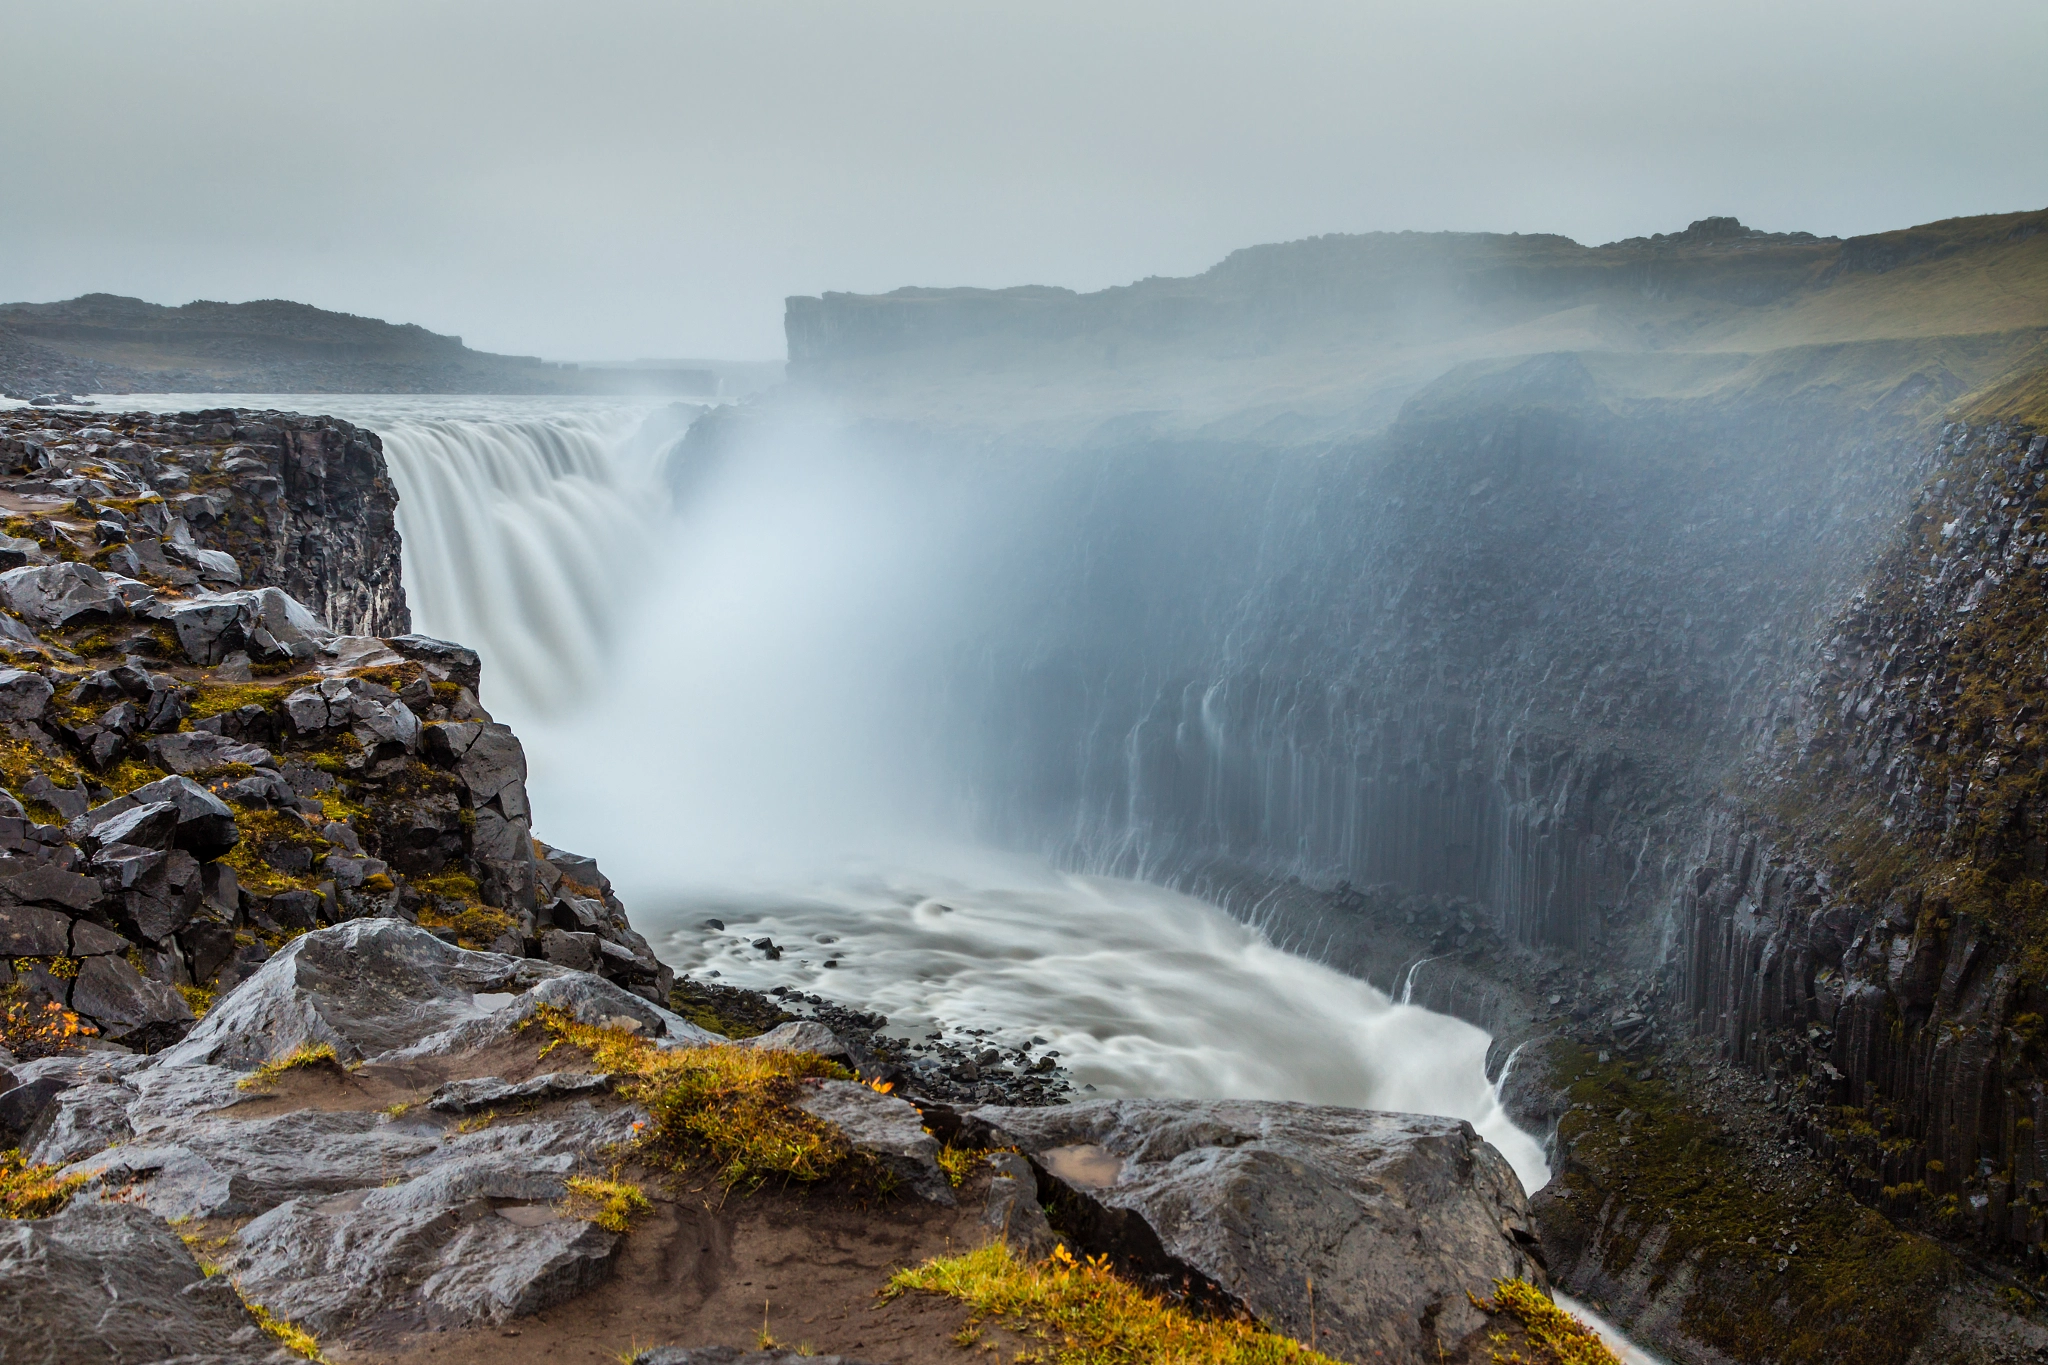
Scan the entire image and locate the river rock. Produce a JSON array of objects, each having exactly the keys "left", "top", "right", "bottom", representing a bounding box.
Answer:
[
  {"left": 0, "top": 1201, "right": 272, "bottom": 1364},
  {"left": 972, "top": 1098, "right": 1545, "bottom": 1363}
]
